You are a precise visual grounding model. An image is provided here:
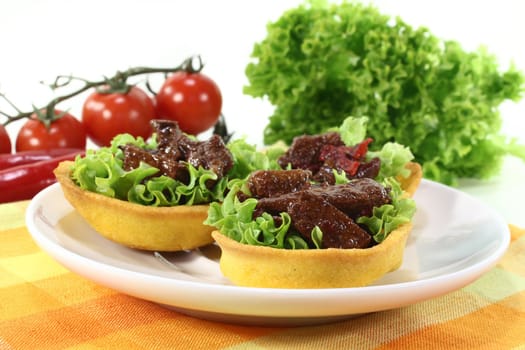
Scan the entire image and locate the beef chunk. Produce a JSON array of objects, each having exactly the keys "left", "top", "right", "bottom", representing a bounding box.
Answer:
[
  {"left": 247, "top": 169, "right": 312, "bottom": 198},
  {"left": 312, "top": 165, "right": 337, "bottom": 184},
  {"left": 254, "top": 191, "right": 301, "bottom": 217},
  {"left": 278, "top": 132, "right": 343, "bottom": 172},
  {"left": 180, "top": 134, "right": 234, "bottom": 178},
  {"left": 318, "top": 144, "right": 361, "bottom": 176},
  {"left": 307, "top": 178, "right": 391, "bottom": 218},
  {"left": 119, "top": 120, "right": 233, "bottom": 185},
  {"left": 150, "top": 119, "right": 185, "bottom": 160},
  {"left": 120, "top": 144, "right": 189, "bottom": 182},
  {"left": 252, "top": 191, "right": 296, "bottom": 219},
  {"left": 354, "top": 157, "right": 381, "bottom": 180},
  {"left": 313, "top": 157, "right": 381, "bottom": 184},
  {"left": 121, "top": 144, "right": 157, "bottom": 172},
  {"left": 278, "top": 132, "right": 381, "bottom": 184},
  {"left": 287, "top": 192, "right": 372, "bottom": 249},
  {"left": 255, "top": 178, "right": 390, "bottom": 219}
]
